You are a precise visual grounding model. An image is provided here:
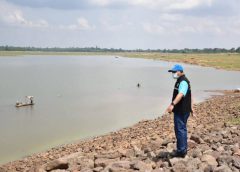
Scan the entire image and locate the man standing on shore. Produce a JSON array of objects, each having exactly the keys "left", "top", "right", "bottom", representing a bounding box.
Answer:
[{"left": 165, "top": 64, "right": 193, "bottom": 158}]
